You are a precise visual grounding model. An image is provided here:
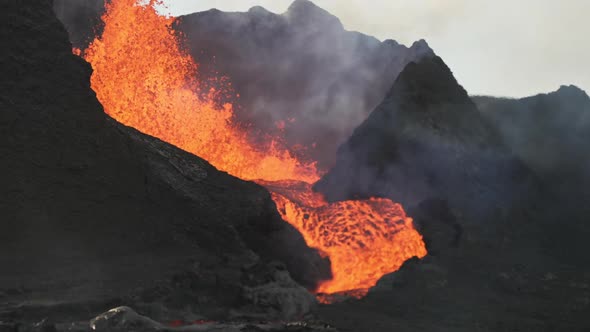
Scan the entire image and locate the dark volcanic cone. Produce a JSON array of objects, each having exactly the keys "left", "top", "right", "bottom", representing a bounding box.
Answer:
[{"left": 314, "top": 56, "right": 535, "bottom": 221}]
